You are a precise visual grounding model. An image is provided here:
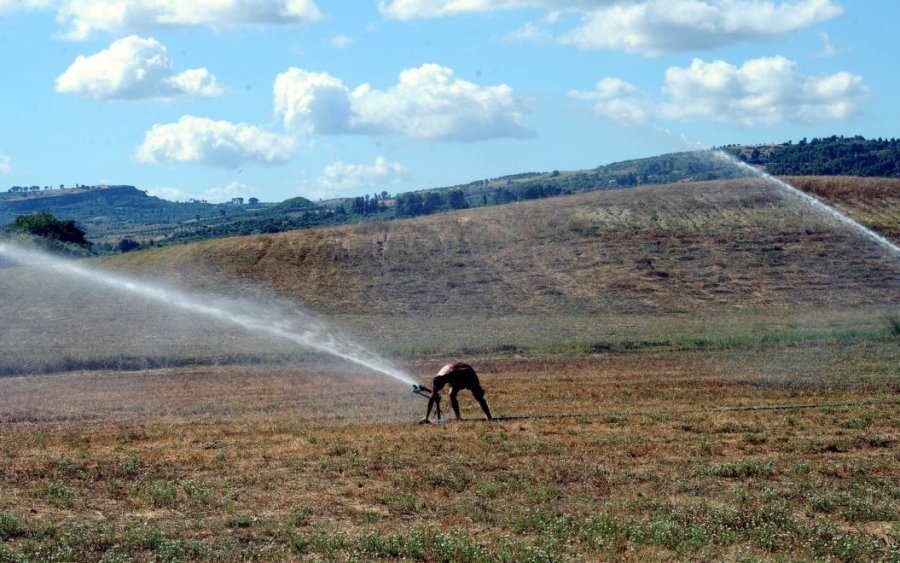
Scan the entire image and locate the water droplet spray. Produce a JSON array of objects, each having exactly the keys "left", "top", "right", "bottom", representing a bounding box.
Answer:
[
  {"left": 659, "top": 127, "right": 900, "bottom": 258},
  {"left": 0, "top": 240, "right": 418, "bottom": 387}
]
